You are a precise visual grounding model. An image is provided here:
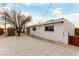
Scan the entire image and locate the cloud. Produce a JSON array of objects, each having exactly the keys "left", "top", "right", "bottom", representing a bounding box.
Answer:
[
  {"left": 27, "top": 15, "right": 49, "bottom": 26},
  {"left": 0, "top": 4, "right": 30, "bottom": 16},
  {"left": 52, "top": 8, "right": 79, "bottom": 27},
  {"left": 0, "top": 4, "right": 20, "bottom": 12},
  {"left": 3, "top": 0, "right": 51, "bottom": 3},
  {"left": 52, "top": 8, "right": 64, "bottom": 19},
  {"left": 0, "top": 4, "right": 79, "bottom": 28},
  {"left": 28, "top": 7, "right": 79, "bottom": 27},
  {"left": 64, "top": 13, "right": 79, "bottom": 27},
  {"left": 24, "top": 3, "right": 48, "bottom": 6},
  {"left": 2, "top": 3, "right": 20, "bottom": 9}
]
